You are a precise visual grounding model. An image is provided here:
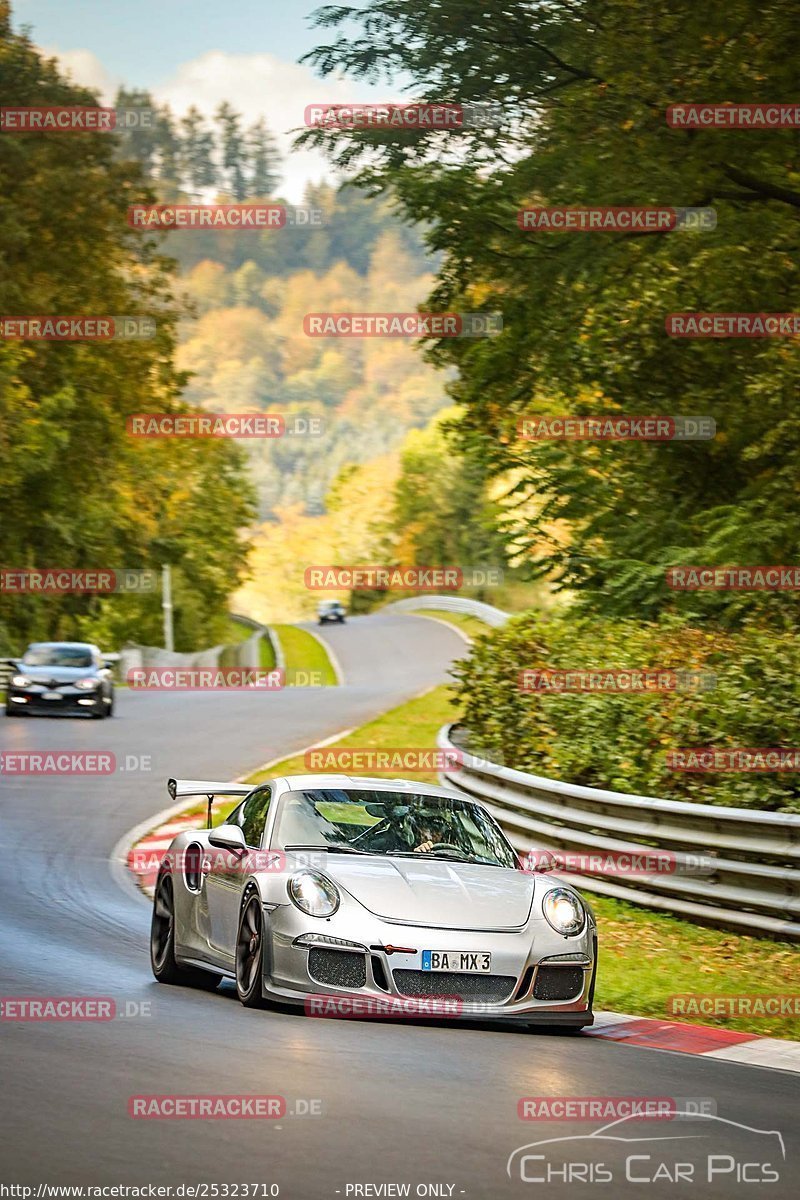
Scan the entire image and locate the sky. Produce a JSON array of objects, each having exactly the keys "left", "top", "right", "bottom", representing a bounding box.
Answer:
[{"left": 11, "top": 0, "right": 396, "bottom": 200}]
